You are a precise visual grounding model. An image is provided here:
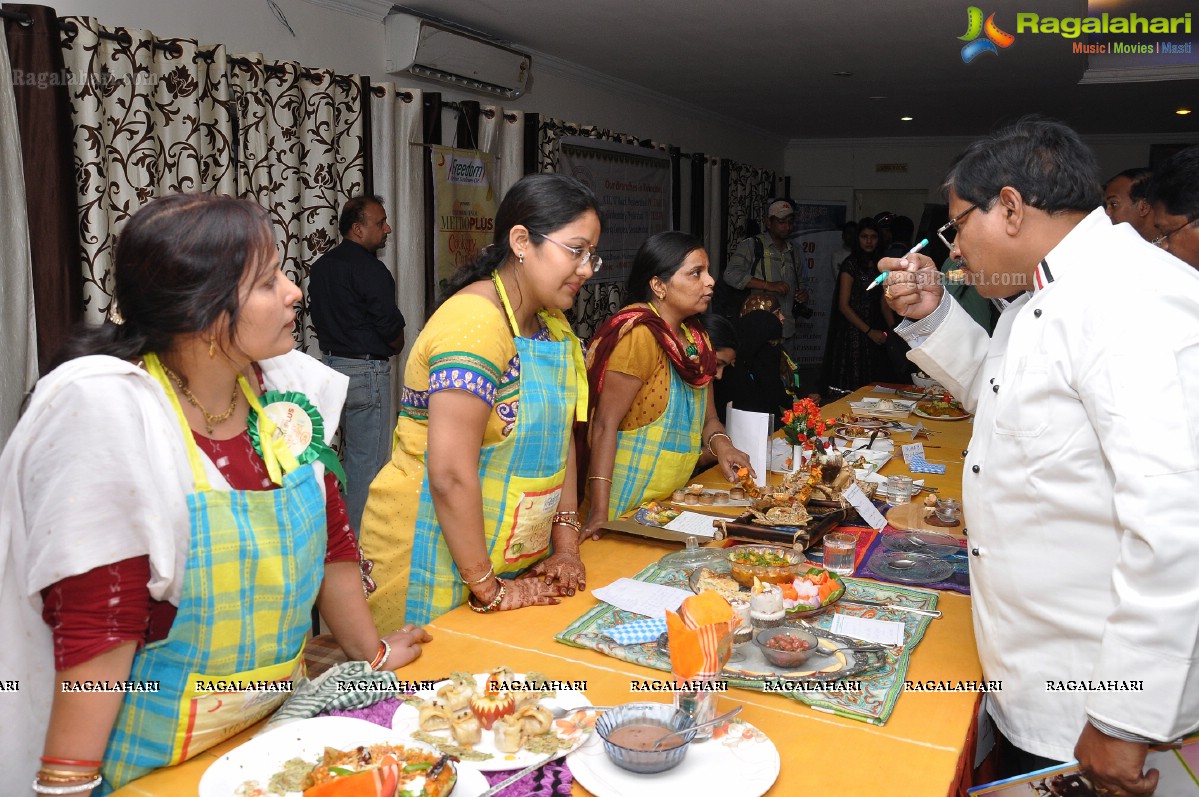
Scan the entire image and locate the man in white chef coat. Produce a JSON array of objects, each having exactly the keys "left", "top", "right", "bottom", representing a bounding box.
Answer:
[{"left": 881, "top": 118, "right": 1199, "bottom": 797}]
